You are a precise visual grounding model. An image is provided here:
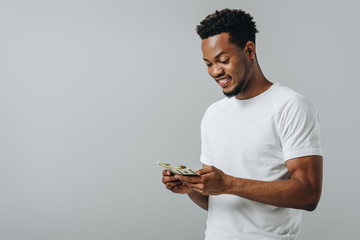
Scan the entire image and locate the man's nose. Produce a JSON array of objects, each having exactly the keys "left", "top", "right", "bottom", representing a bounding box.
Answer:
[{"left": 211, "top": 64, "right": 224, "bottom": 78}]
